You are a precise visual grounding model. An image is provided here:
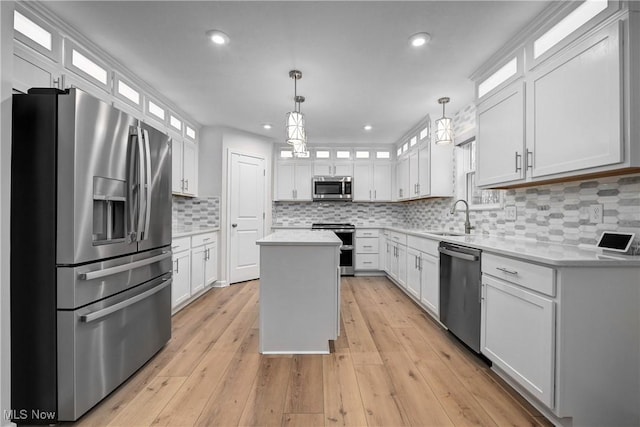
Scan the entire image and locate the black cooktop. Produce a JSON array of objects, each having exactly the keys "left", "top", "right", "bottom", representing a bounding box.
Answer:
[{"left": 311, "top": 223, "right": 355, "bottom": 229}]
